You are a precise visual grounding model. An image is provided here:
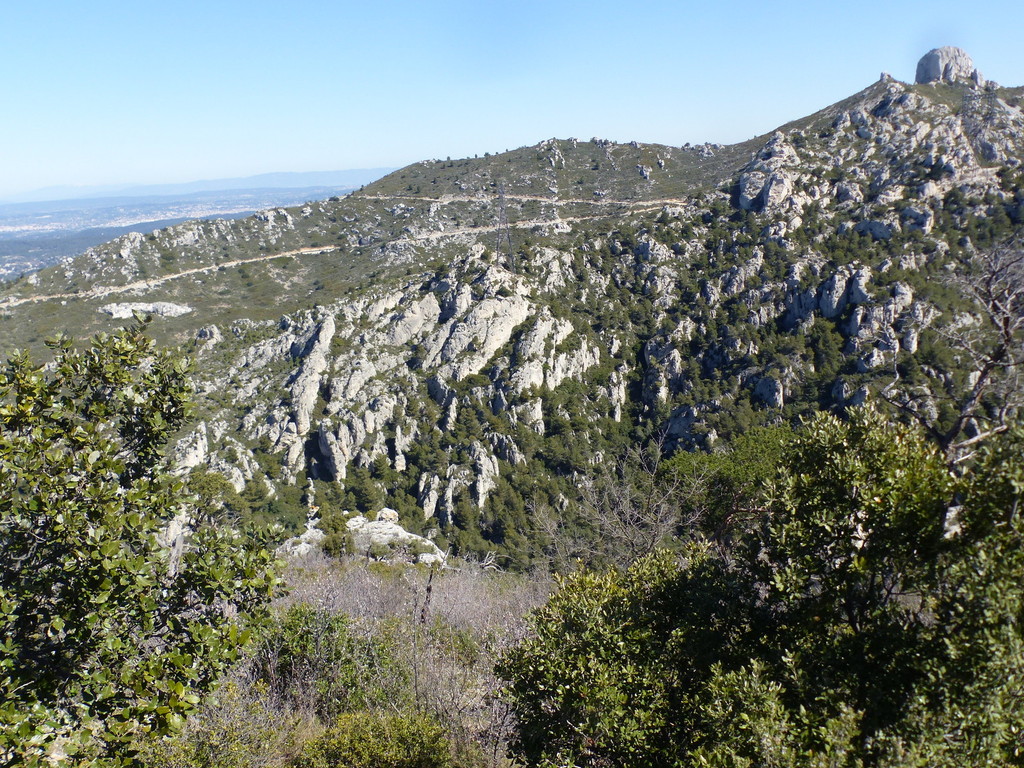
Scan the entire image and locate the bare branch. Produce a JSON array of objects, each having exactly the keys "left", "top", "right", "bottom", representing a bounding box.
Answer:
[{"left": 881, "top": 234, "right": 1024, "bottom": 462}]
